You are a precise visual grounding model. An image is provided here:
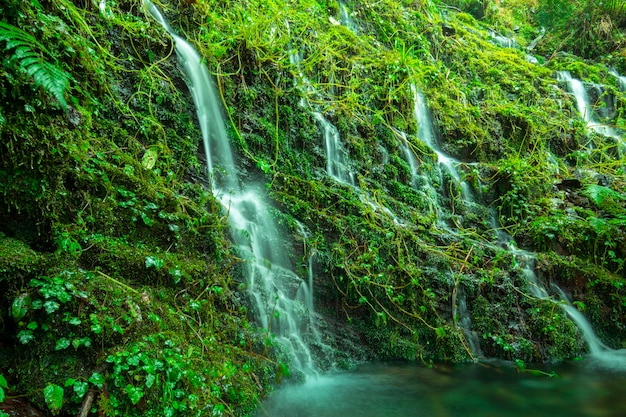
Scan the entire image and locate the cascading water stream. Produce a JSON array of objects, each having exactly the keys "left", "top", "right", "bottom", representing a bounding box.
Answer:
[
  {"left": 144, "top": 0, "right": 319, "bottom": 377},
  {"left": 289, "top": 40, "right": 402, "bottom": 226},
  {"left": 407, "top": 82, "right": 624, "bottom": 364},
  {"left": 487, "top": 30, "right": 518, "bottom": 49},
  {"left": 312, "top": 112, "right": 356, "bottom": 186},
  {"left": 407, "top": 84, "right": 484, "bottom": 357},
  {"left": 556, "top": 71, "right": 623, "bottom": 147},
  {"left": 289, "top": 47, "right": 356, "bottom": 187},
  {"left": 410, "top": 84, "right": 475, "bottom": 203},
  {"left": 338, "top": 2, "right": 359, "bottom": 33},
  {"left": 609, "top": 68, "right": 626, "bottom": 92}
]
